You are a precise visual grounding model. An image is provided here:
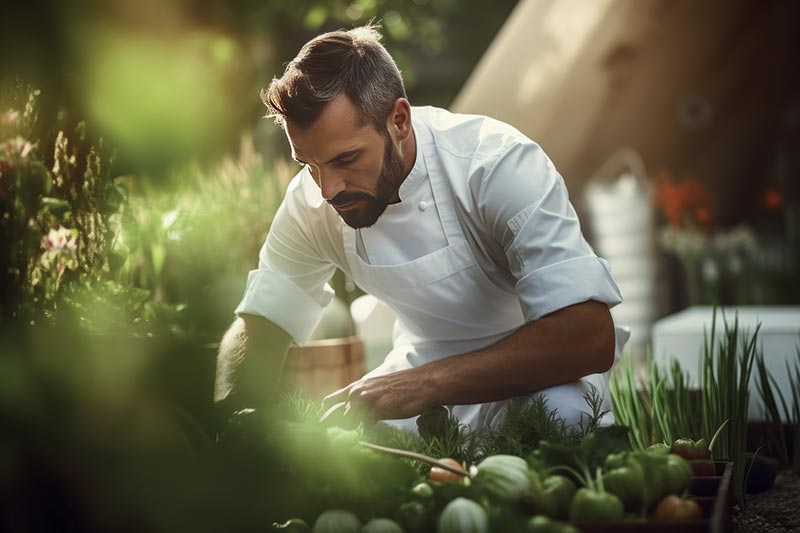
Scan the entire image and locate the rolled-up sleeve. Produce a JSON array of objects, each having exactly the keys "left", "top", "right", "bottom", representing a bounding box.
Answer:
[
  {"left": 478, "top": 141, "right": 623, "bottom": 321},
  {"left": 235, "top": 179, "right": 336, "bottom": 344}
]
